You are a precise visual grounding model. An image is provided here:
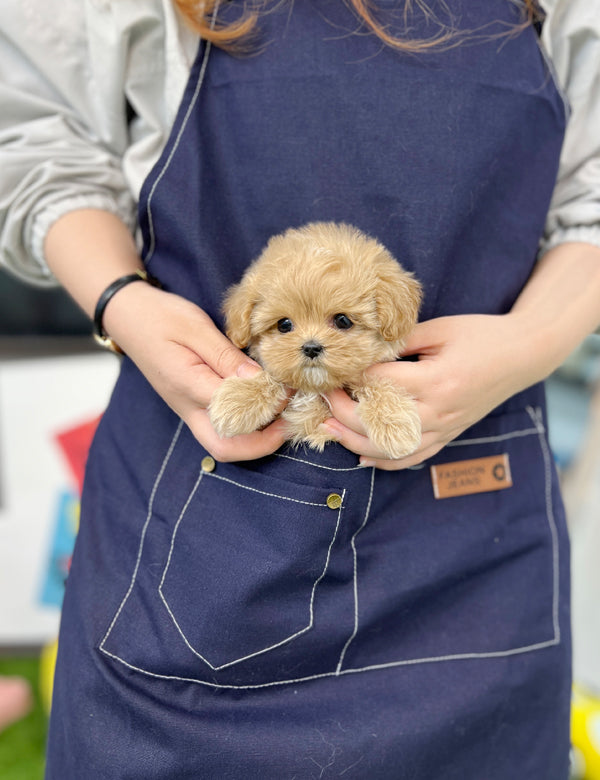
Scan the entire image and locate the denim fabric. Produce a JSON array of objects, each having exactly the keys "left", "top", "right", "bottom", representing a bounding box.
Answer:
[{"left": 47, "top": 1, "right": 571, "bottom": 777}]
